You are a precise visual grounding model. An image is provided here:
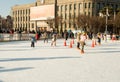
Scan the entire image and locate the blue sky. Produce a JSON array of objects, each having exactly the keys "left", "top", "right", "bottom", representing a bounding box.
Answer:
[{"left": 0, "top": 0, "right": 35, "bottom": 18}]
